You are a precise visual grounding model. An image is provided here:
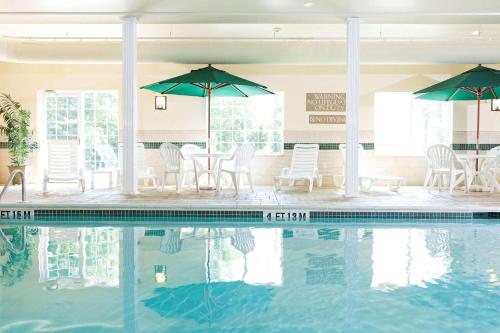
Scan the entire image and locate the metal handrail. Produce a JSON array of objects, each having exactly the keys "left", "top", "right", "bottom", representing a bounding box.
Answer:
[{"left": 0, "top": 169, "right": 26, "bottom": 202}]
